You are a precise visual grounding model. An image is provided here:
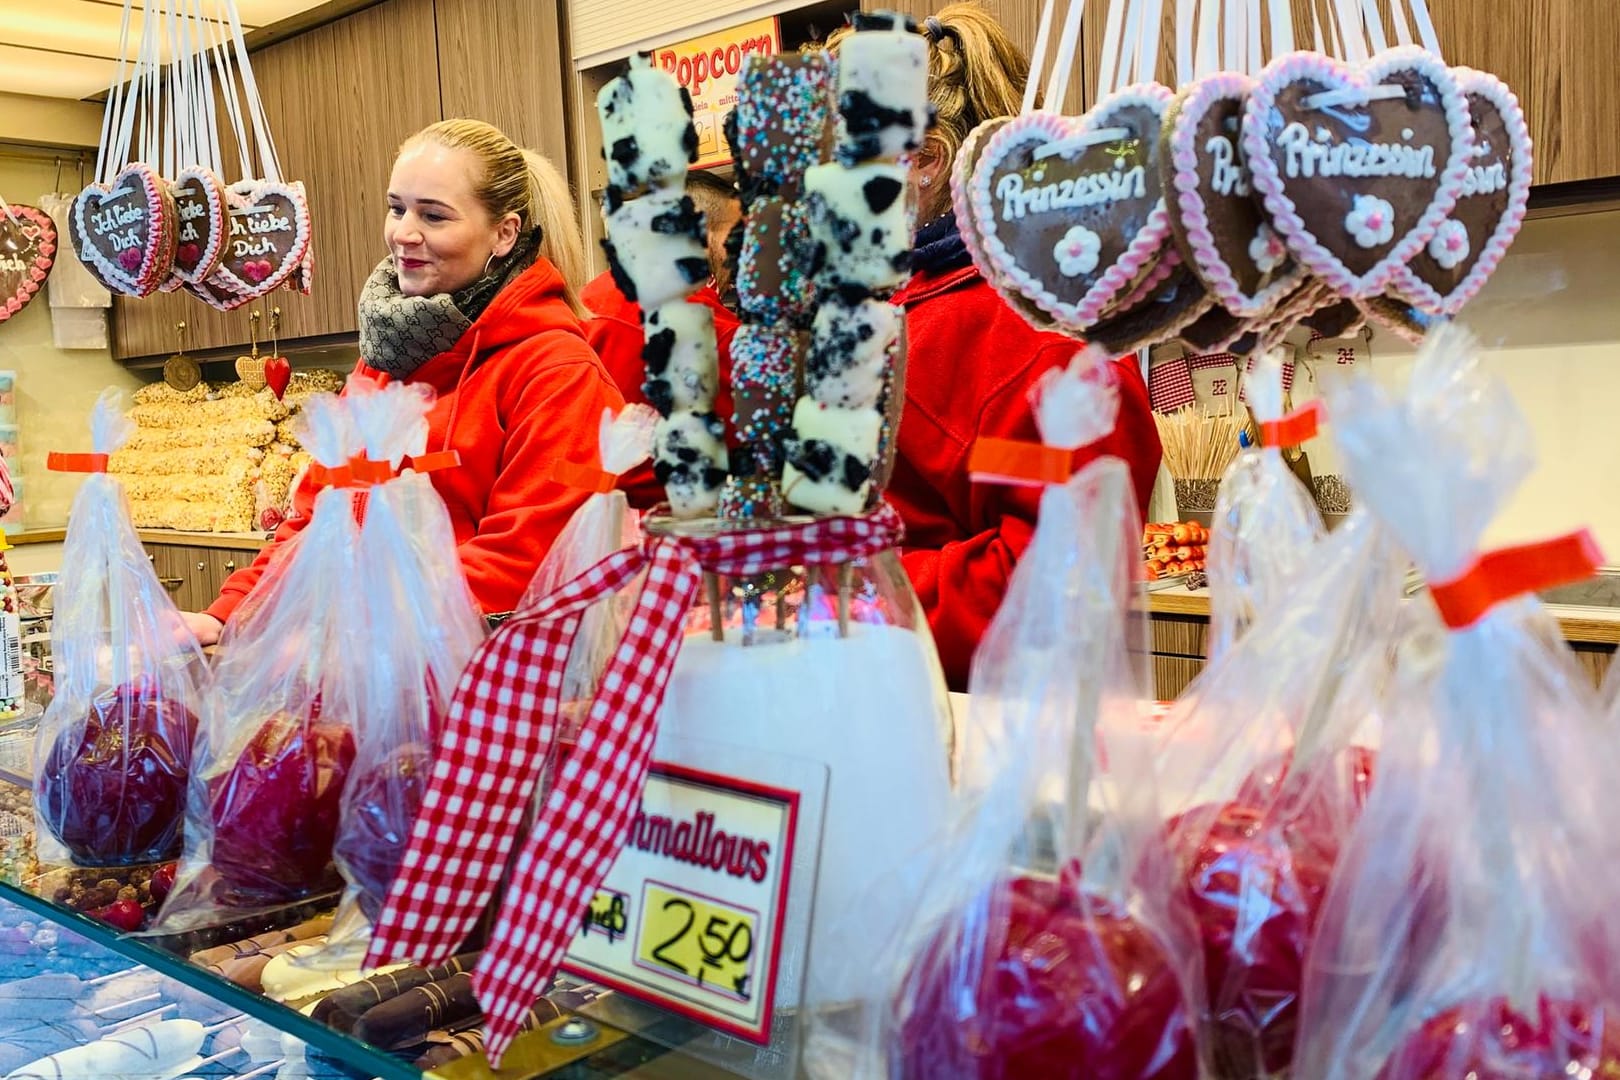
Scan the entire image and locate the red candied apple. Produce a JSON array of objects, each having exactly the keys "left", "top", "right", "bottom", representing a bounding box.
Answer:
[
  {"left": 148, "top": 862, "right": 177, "bottom": 904},
  {"left": 1235, "top": 746, "right": 1377, "bottom": 826},
  {"left": 894, "top": 875, "right": 1198, "bottom": 1080},
  {"left": 333, "top": 741, "right": 433, "bottom": 921},
  {"left": 208, "top": 708, "right": 356, "bottom": 905},
  {"left": 38, "top": 682, "right": 197, "bottom": 866},
  {"left": 1379, "top": 996, "right": 1620, "bottom": 1079},
  {"left": 1169, "top": 801, "right": 1337, "bottom": 1079},
  {"left": 86, "top": 898, "right": 146, "bottom": 932}
]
